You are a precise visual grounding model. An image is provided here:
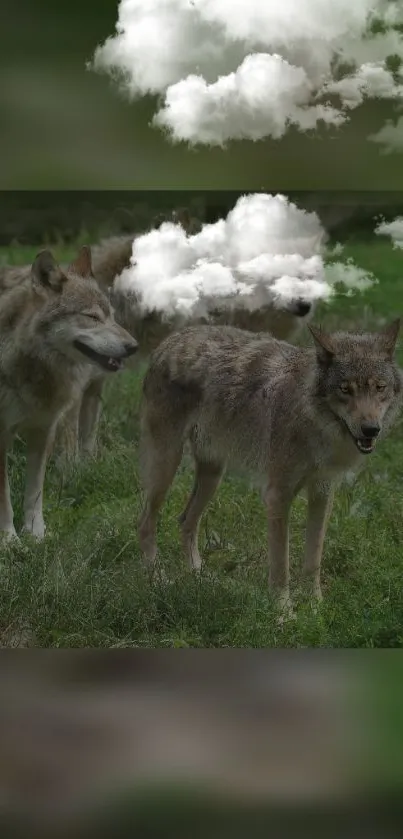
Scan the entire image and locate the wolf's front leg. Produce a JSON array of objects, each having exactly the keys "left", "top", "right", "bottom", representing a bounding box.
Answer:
[
  {"left": 303, "top": 480, "right": 334, "bottom": 603},
  {"left": 22, "top": 426, "right": 55, "bottom": 539},
  {"left": 0, "top": 445, "right": 17, "bottom": 540},
  {"left": 265, "top": 486, "right": 294, "bottom": 620}
]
